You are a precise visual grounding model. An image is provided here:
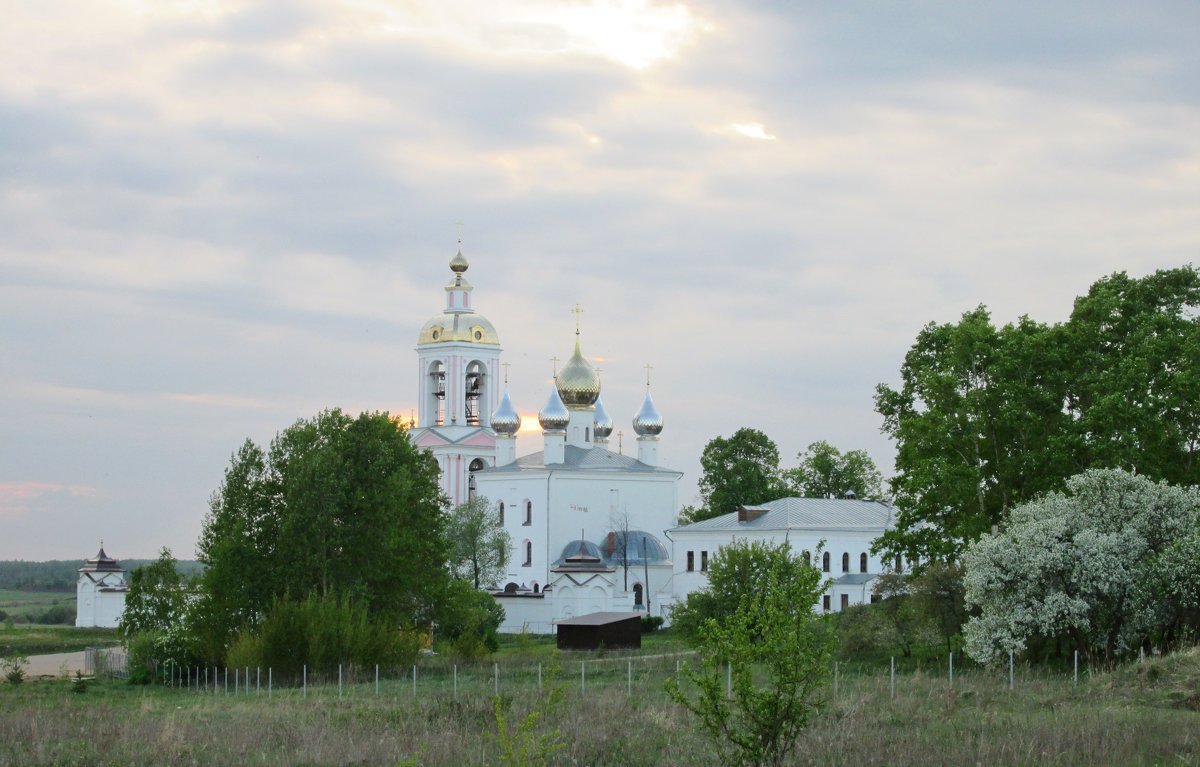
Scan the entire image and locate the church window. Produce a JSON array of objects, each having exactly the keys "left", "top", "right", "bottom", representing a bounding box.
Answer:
[
  {"left": 840, "top": 594, "right": 849, "bottom": 610},
  {"left": 822, "top": 595, "right": 831, "bottom": 612},
  {"left": 464, "top": 362, "right": 486, "bottom": 425},
  {"left": 686, "top": 551, "right": 694, "bottom": 572},
  {"left": 532, "top": 582, "right": 539, "bottom": 594},
  {"left": 860, "top": 553, "right": 868, "bottom": 573},
  {"left": 523, "top": 540, "right": 532, "bottom": 567},
  {"left": 700, "top": 551, "right": 708, "bottom": 572},
  {"left": 633, "top": 583, "right": 643, "bottom": 608},
  {"left": 468, "top": 458, "right": 485, "bottom": 500},
  {"left": 498, "top": 502, "right": 505, "bottom": 526},
  {"left": 841, "top": 552, "right": 850, "bottom": 573},
  {"left": 822, "top": 552, "right": 830, "bottom": 573},
  {"left": 524, "top": 500, "right": 532, "bottom": 525},
  {"left": 428, "top": 361, "right": 446, "bottom": 426}
]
